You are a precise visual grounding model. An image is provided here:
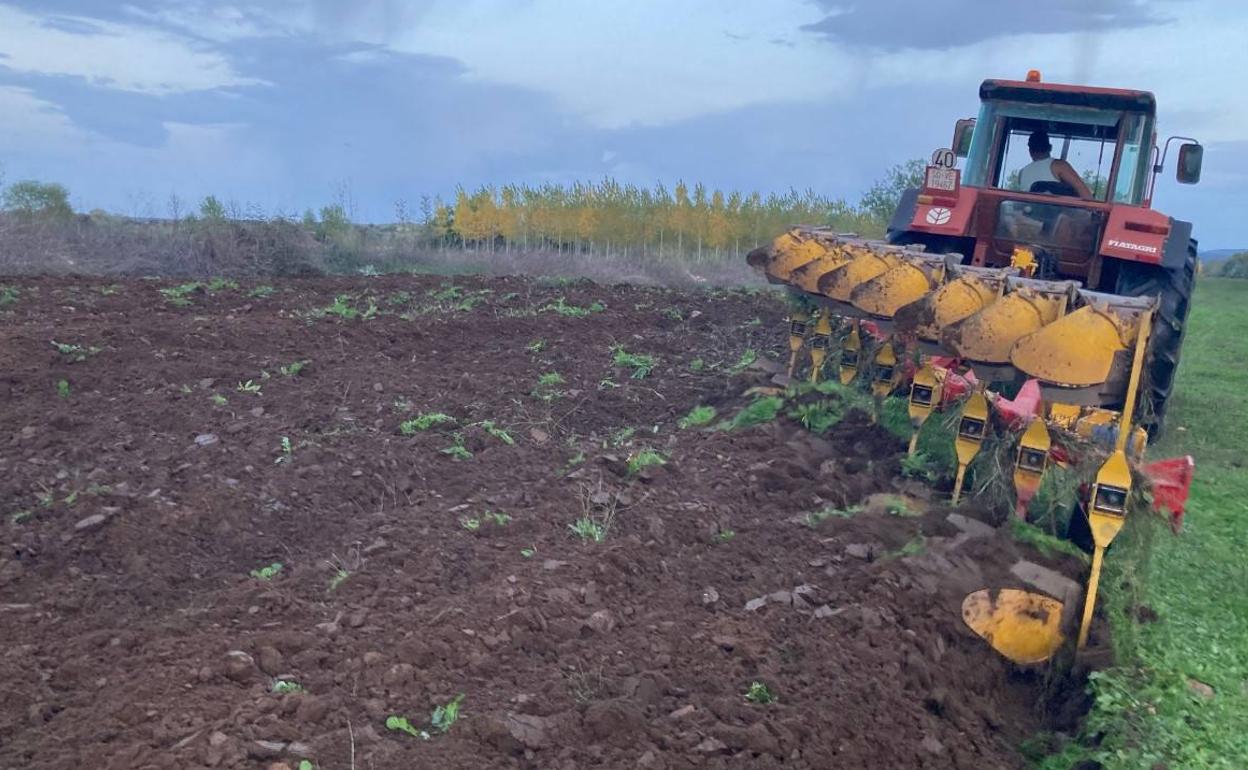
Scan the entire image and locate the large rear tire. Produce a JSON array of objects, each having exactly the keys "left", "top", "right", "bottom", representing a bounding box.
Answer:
[{"left": 1113, "top": 243, "right": 1197, "bottom": 439}]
